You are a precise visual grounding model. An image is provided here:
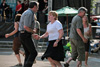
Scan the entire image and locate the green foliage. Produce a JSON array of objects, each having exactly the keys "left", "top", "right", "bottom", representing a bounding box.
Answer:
[{"left": 91, "top": 0, "right": 98, "bottom": 13}]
